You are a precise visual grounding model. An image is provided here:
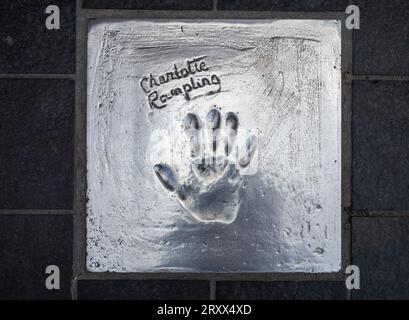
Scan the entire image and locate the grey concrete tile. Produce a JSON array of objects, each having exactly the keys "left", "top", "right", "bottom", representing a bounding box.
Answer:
[
  {"left": 83, "top": 0, "right": 212, "bottom": 10},
  {"left": 218, "top": 0, "right": 348, "bottom": 11},
  {"left": 78, "top": 280, "right": 210, "bottom": 300},
  {"left": 352, "top": 217, "right": 409, "bottom": 299},
  {"left": 0, "top": 0, "right": 75, "bottom": 73},
  {"left": 0, "top": 79, "right": 74, "bottom": 209},
  {"left": 353, "top": 0, "right": 409, "bottom": 75},
  {"left": 352, "top": 80, "right": 409, "bottom": 210},
  {"left": 0, "top": 215, "right": 73, "bottom": 300},
  {"left": 216, "top": 281, "right": 346, "bottom": 300}
]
